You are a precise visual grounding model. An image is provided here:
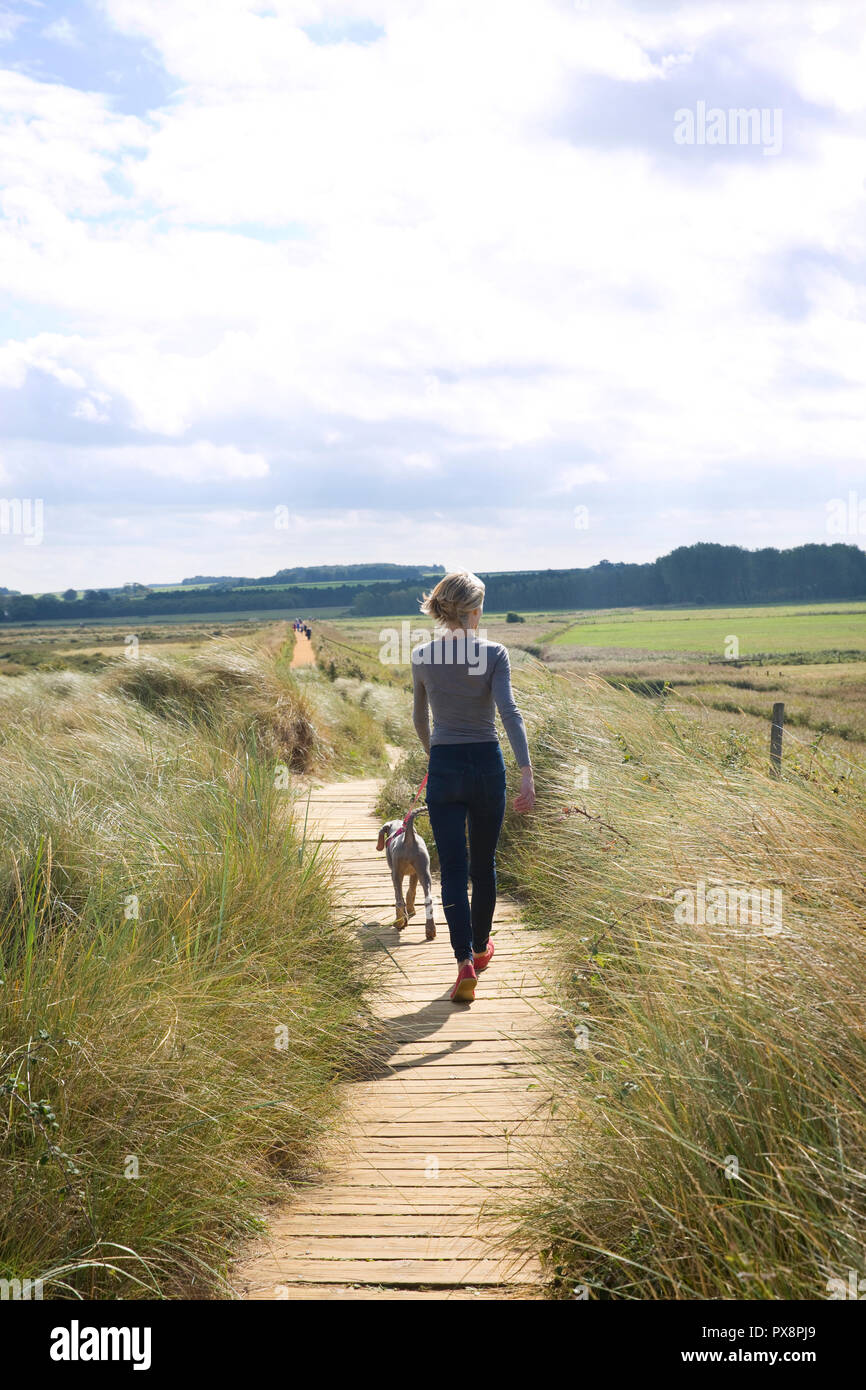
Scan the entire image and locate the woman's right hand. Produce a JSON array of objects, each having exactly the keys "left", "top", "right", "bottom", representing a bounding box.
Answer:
[{"left": 513, "top": 766, "right": 536, "bottom": 814}]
